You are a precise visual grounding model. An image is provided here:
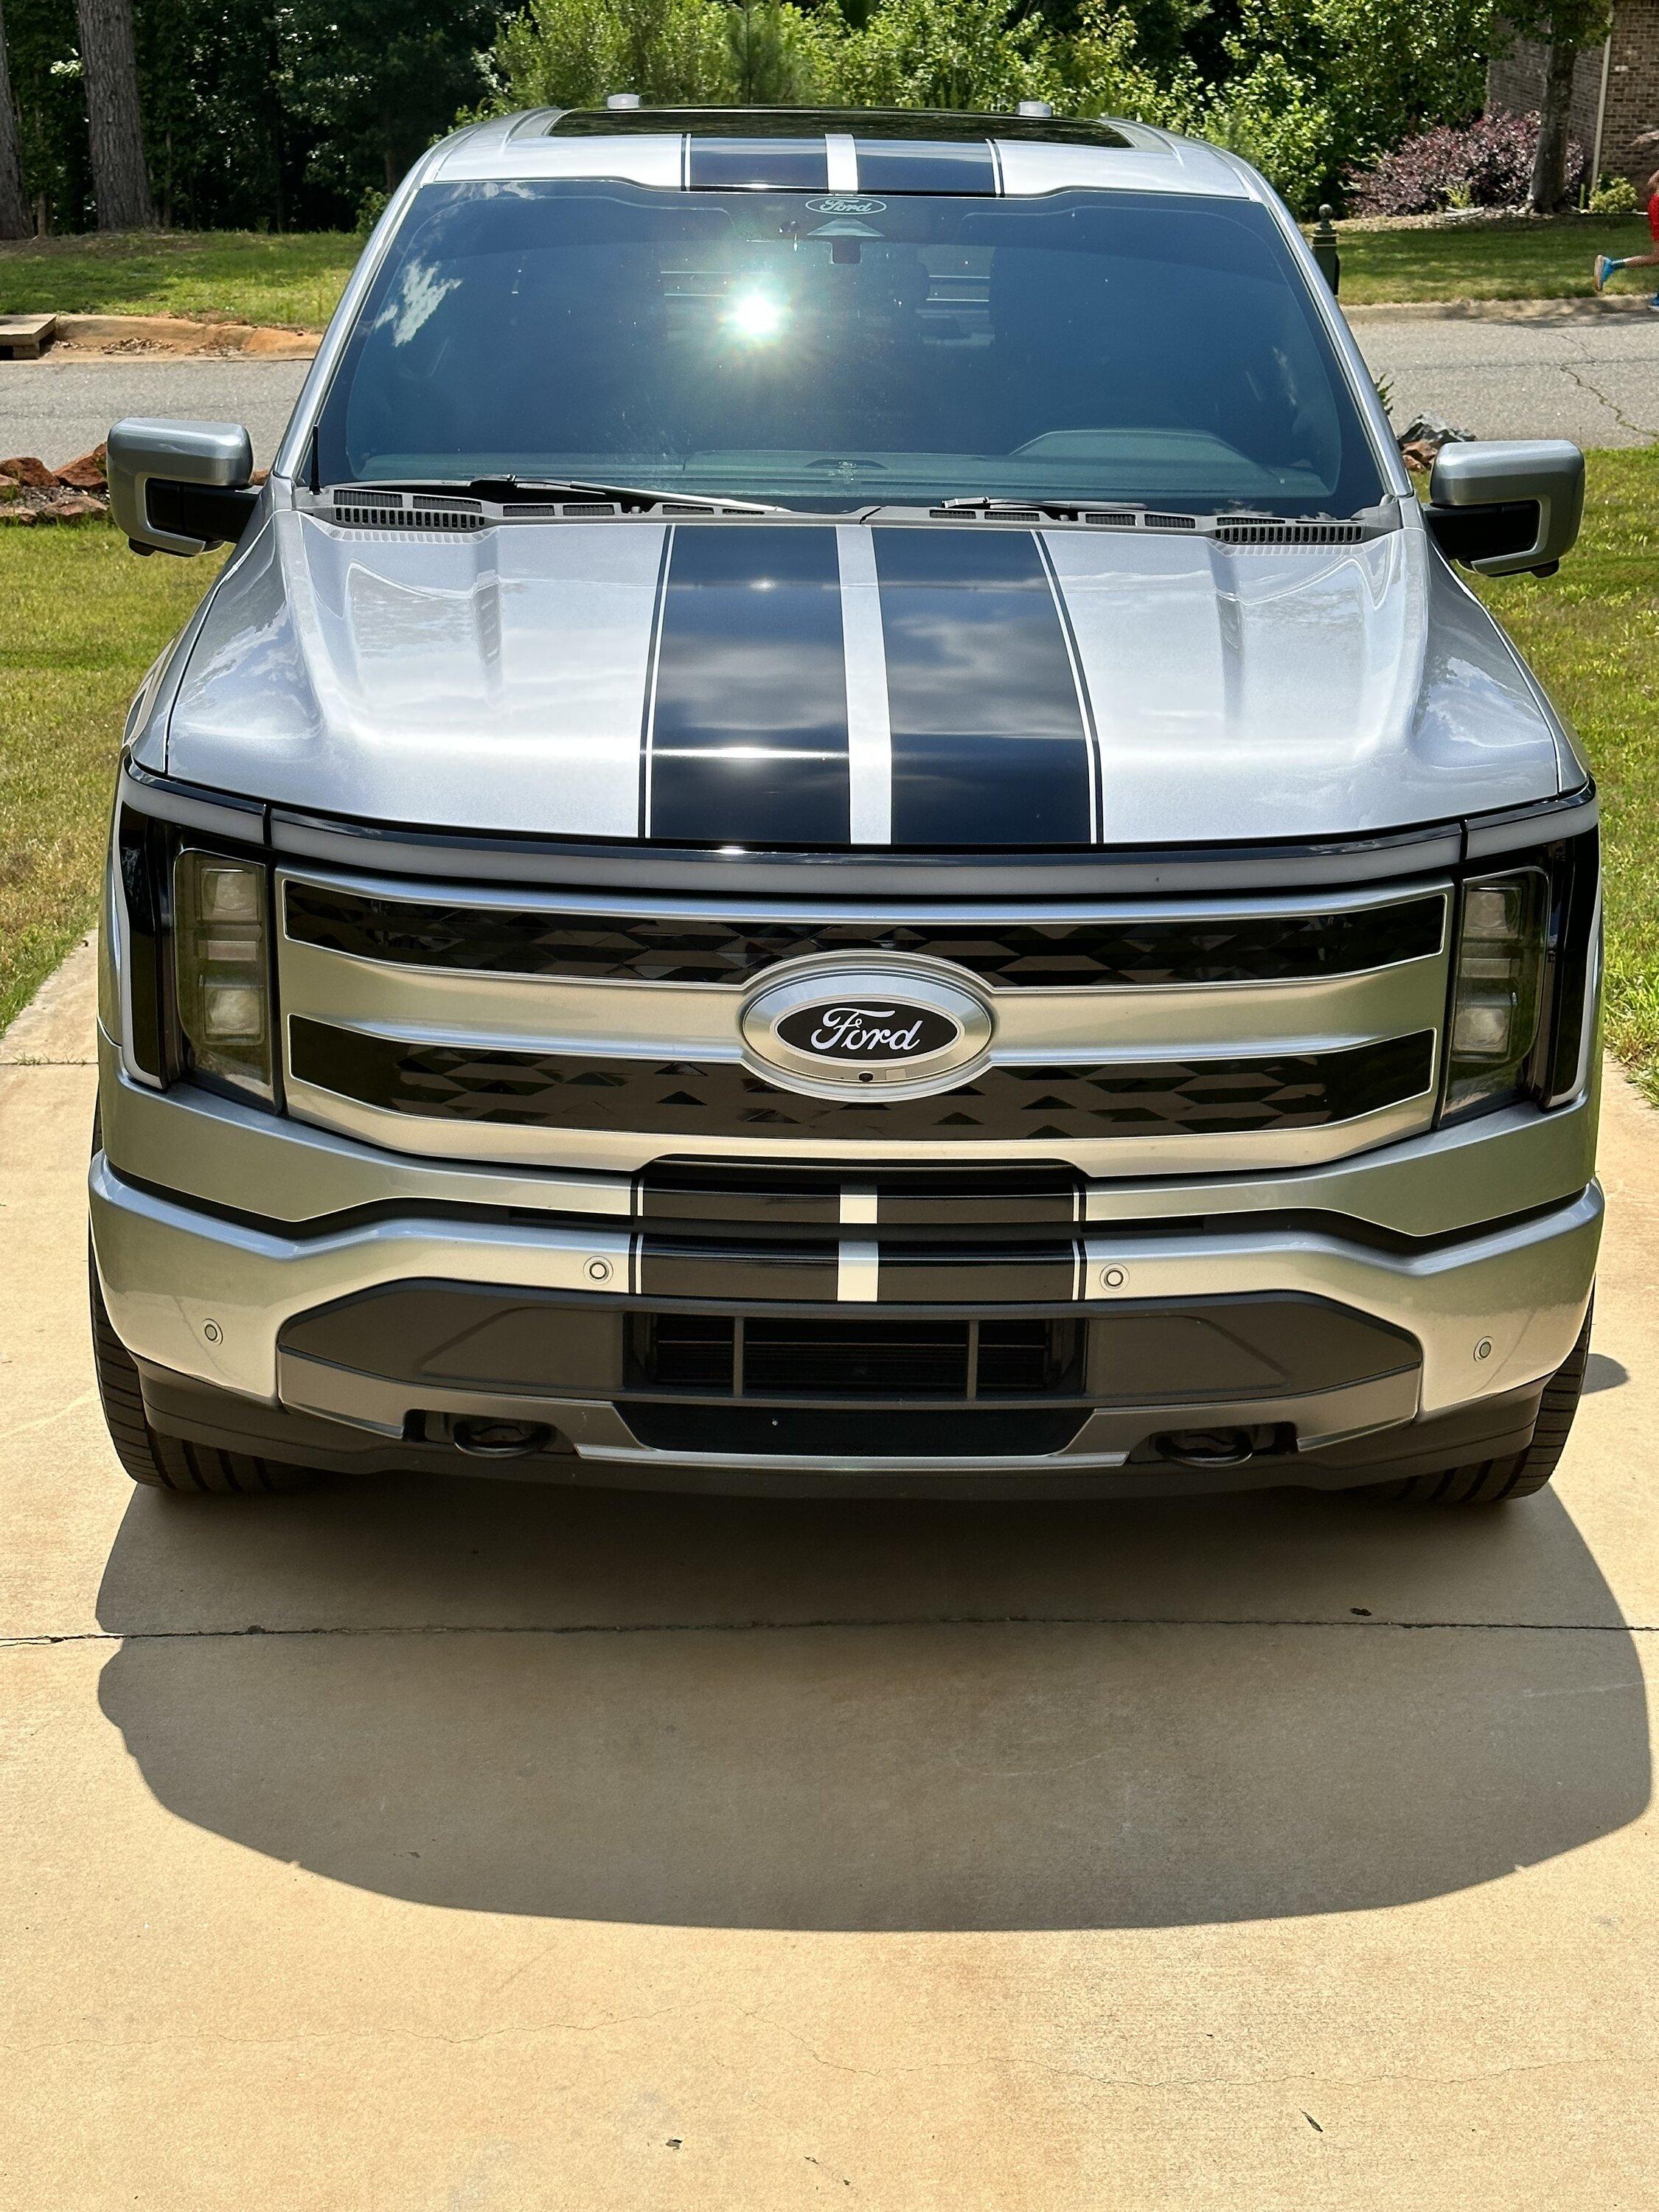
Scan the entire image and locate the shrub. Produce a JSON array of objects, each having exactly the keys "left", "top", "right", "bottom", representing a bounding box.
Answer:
[
  {"left": 1200, "top": 52, "right": 1334, "bottom": 215},
  {"left": 485, "top": 0, "right": 739, "bottom": 111},
  {"left": 480, "top": 0, "right": 1211, "bottom": 134},
  {"left": 1347, "top": 111, "right": 1586, "bottom": 219},
  {"left": 1589, "top": 173, "right": 1639, "bottom": 215}
]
